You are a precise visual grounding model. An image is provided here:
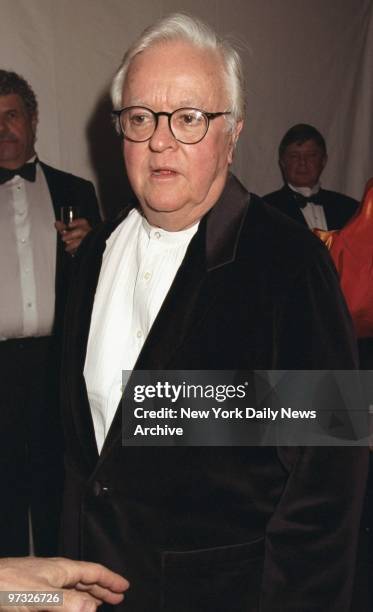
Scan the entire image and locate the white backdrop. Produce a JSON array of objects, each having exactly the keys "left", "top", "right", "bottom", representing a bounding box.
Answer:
[{"left": 1, "top": 0, "right": 372, "bottom": 217}]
